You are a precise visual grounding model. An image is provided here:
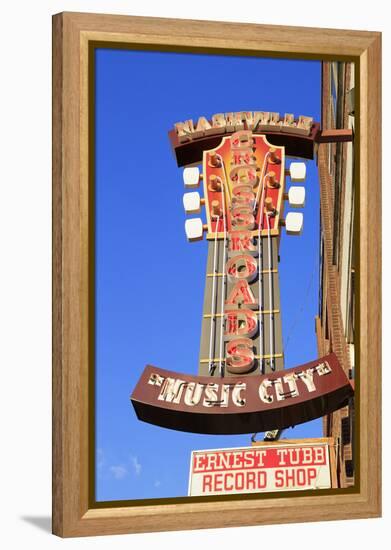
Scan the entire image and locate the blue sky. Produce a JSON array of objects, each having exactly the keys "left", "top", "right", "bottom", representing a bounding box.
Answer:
[{"left": 95, "top": 48, "right": 321, "bottom": 501}]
